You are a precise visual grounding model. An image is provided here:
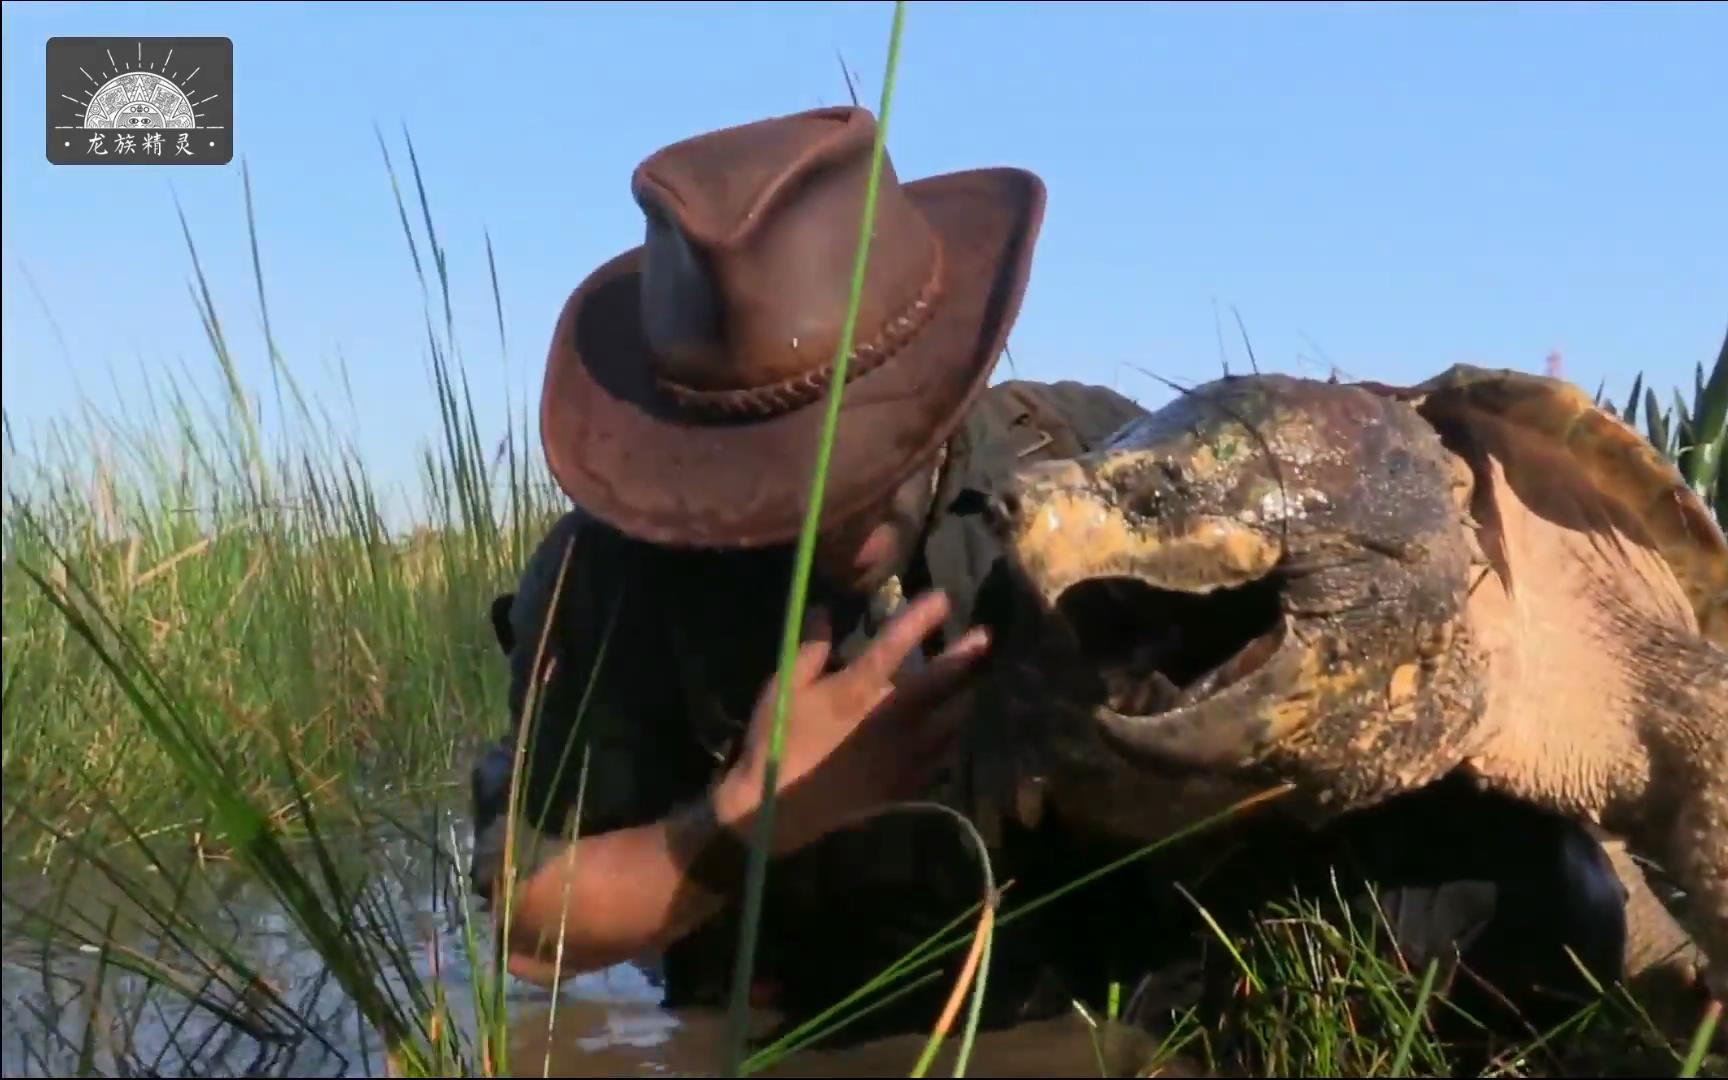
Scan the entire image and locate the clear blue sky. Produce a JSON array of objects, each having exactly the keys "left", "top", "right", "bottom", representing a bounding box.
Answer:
[{"left": 4, "top": 1, "right": 1725, "bottom": 506}]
